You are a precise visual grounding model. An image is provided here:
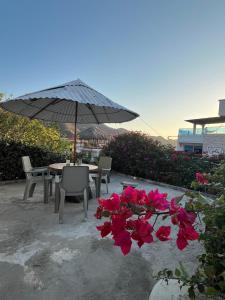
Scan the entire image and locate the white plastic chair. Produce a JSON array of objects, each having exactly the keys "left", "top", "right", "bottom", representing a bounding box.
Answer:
[
  {"left": 58, "top": 166, "right": 89, "bottom": 224},
  {"left": 90, "top": 156, "right": 112, "bottom": 195},
  {"left": 22, "top": 156, "right": 52, "bottom": 201}
]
